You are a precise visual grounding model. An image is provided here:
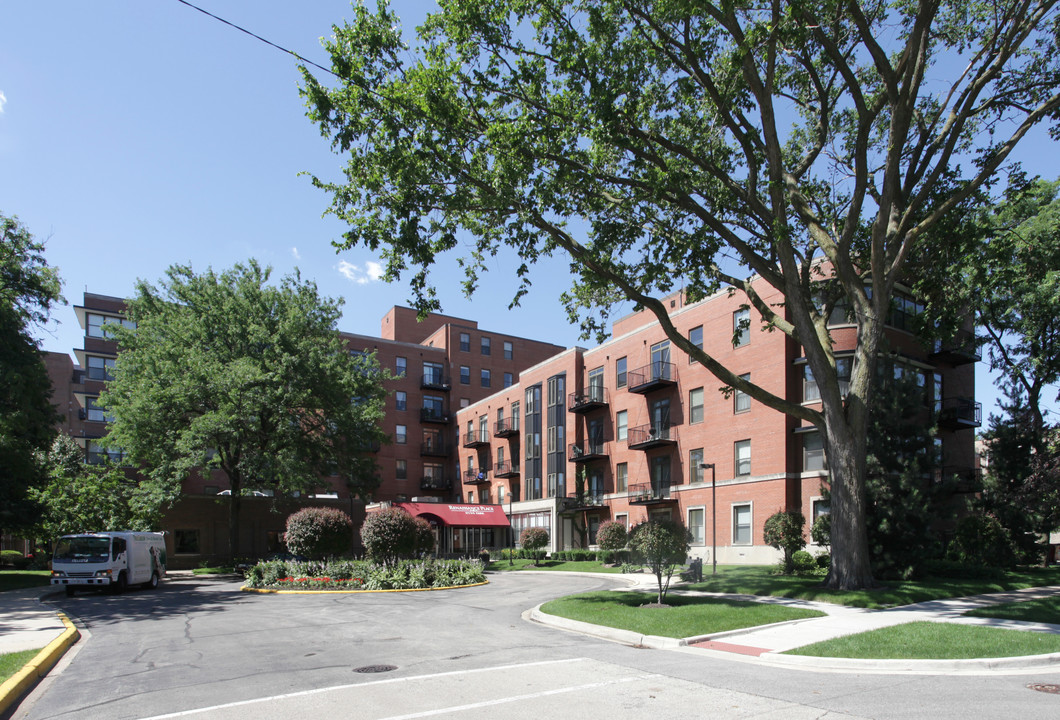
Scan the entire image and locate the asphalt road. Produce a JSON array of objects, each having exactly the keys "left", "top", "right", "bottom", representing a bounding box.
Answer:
[{"left": 11, "top": 573, "right": 1060, "bottom": 720}]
